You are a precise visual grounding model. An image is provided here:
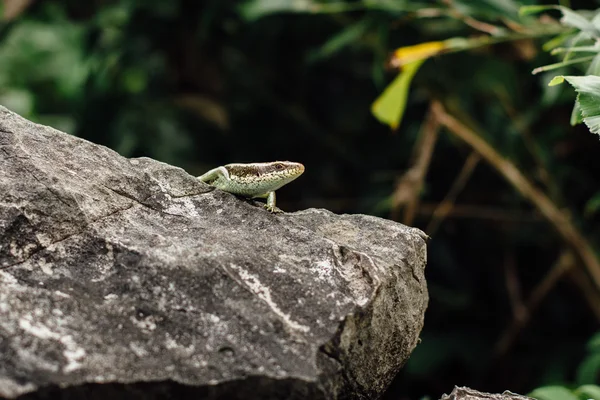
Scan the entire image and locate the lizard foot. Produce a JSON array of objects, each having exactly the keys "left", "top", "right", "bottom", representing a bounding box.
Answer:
[{"left": 264, "top": 204, "right": 284, "bottom": 213}]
